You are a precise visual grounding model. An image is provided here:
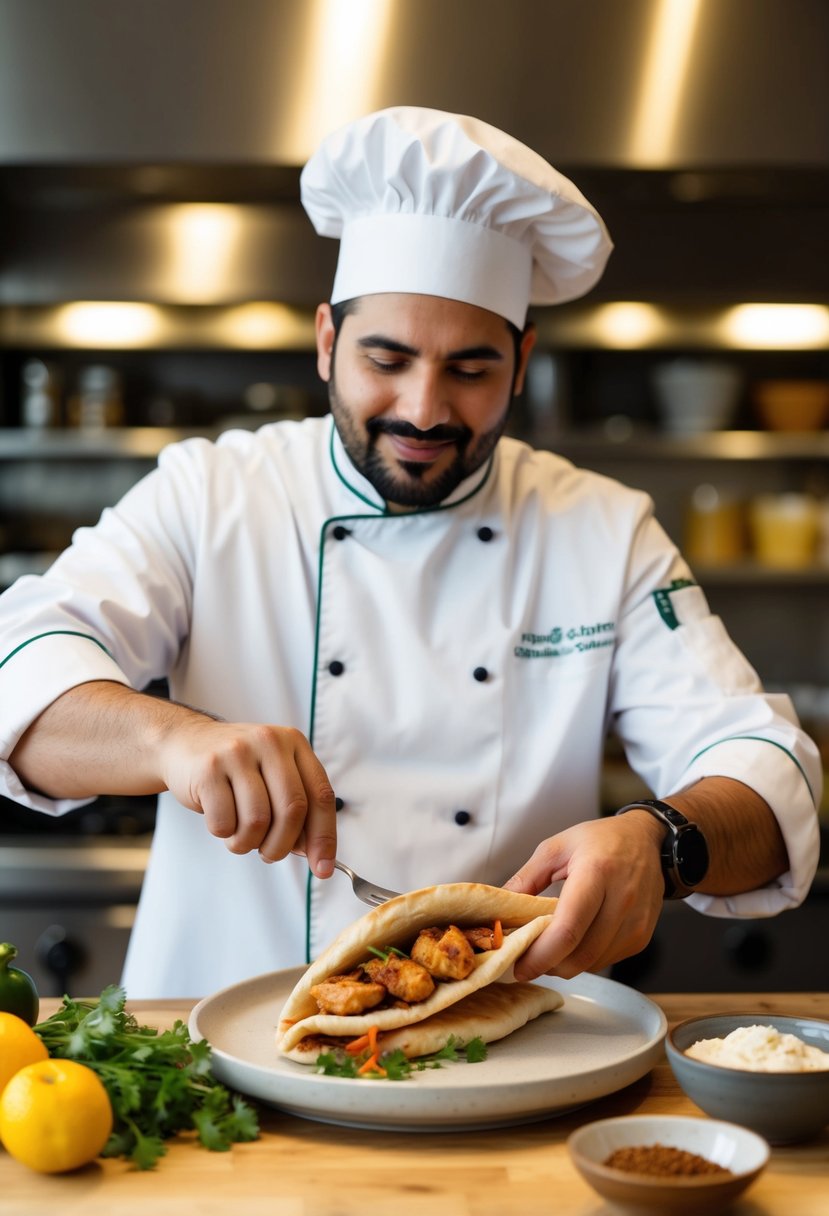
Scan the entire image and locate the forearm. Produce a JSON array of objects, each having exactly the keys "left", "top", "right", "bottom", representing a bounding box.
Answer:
[
  {"left": 9, "top": 680, "right": 207, "bottom": 799},
  {"left": 661, "top": 776, "right": 788, "bottom": 895}
]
